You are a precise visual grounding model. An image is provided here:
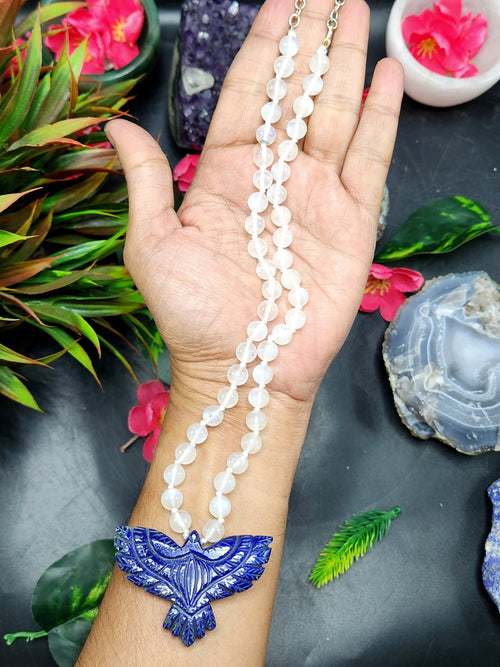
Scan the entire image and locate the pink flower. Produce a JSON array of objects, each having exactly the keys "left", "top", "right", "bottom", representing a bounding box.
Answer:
[
  {"left": 80, "top": 124, "right": 112, "bottom": 149},
  {"left": 173, "top": 154, "right": 200, "bottom": 192},
  {"left": 128, "top": 380, "right": 170, "bottom": 462},
  {"left": 360, "top": 263, "right": 424, "bottom": 322},
  {"left": 360, "top": 87, "right": 369, "bottom": 116},
  {"left": 402, "top": 0, "right": 487, "bottom": 78},
  {"left": 103, "top": 0, "right": 144, "bottom": 69},
  {"left": 4, "top": 38, "right": 27, "bottom": 78}
]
